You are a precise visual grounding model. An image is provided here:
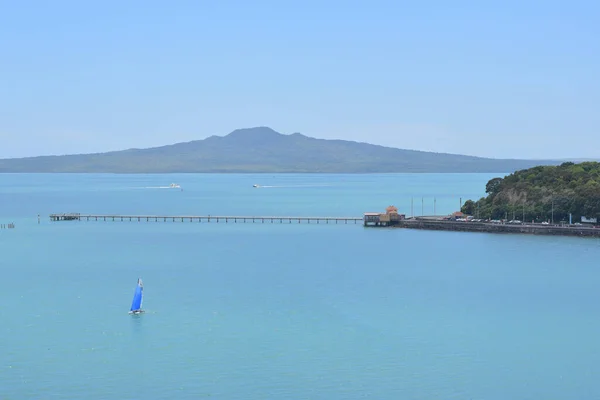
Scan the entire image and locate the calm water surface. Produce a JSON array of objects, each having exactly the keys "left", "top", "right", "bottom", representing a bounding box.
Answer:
[{"left": 1, "top": 173, "right": 600, "bottom": 399}]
